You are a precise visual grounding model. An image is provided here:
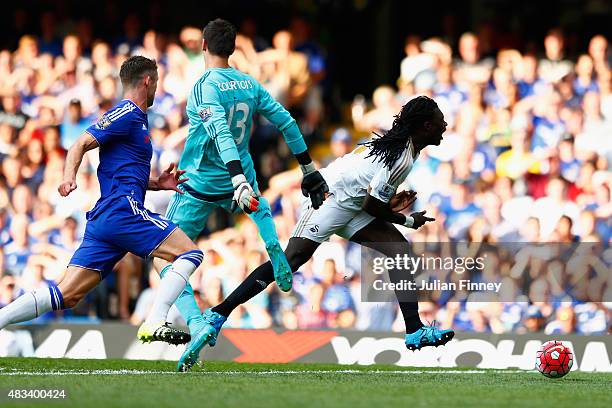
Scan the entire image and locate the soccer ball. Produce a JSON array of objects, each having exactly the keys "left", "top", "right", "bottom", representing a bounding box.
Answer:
[{"left": 535, "top": 340, "right": 573, "bottom": 378}]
